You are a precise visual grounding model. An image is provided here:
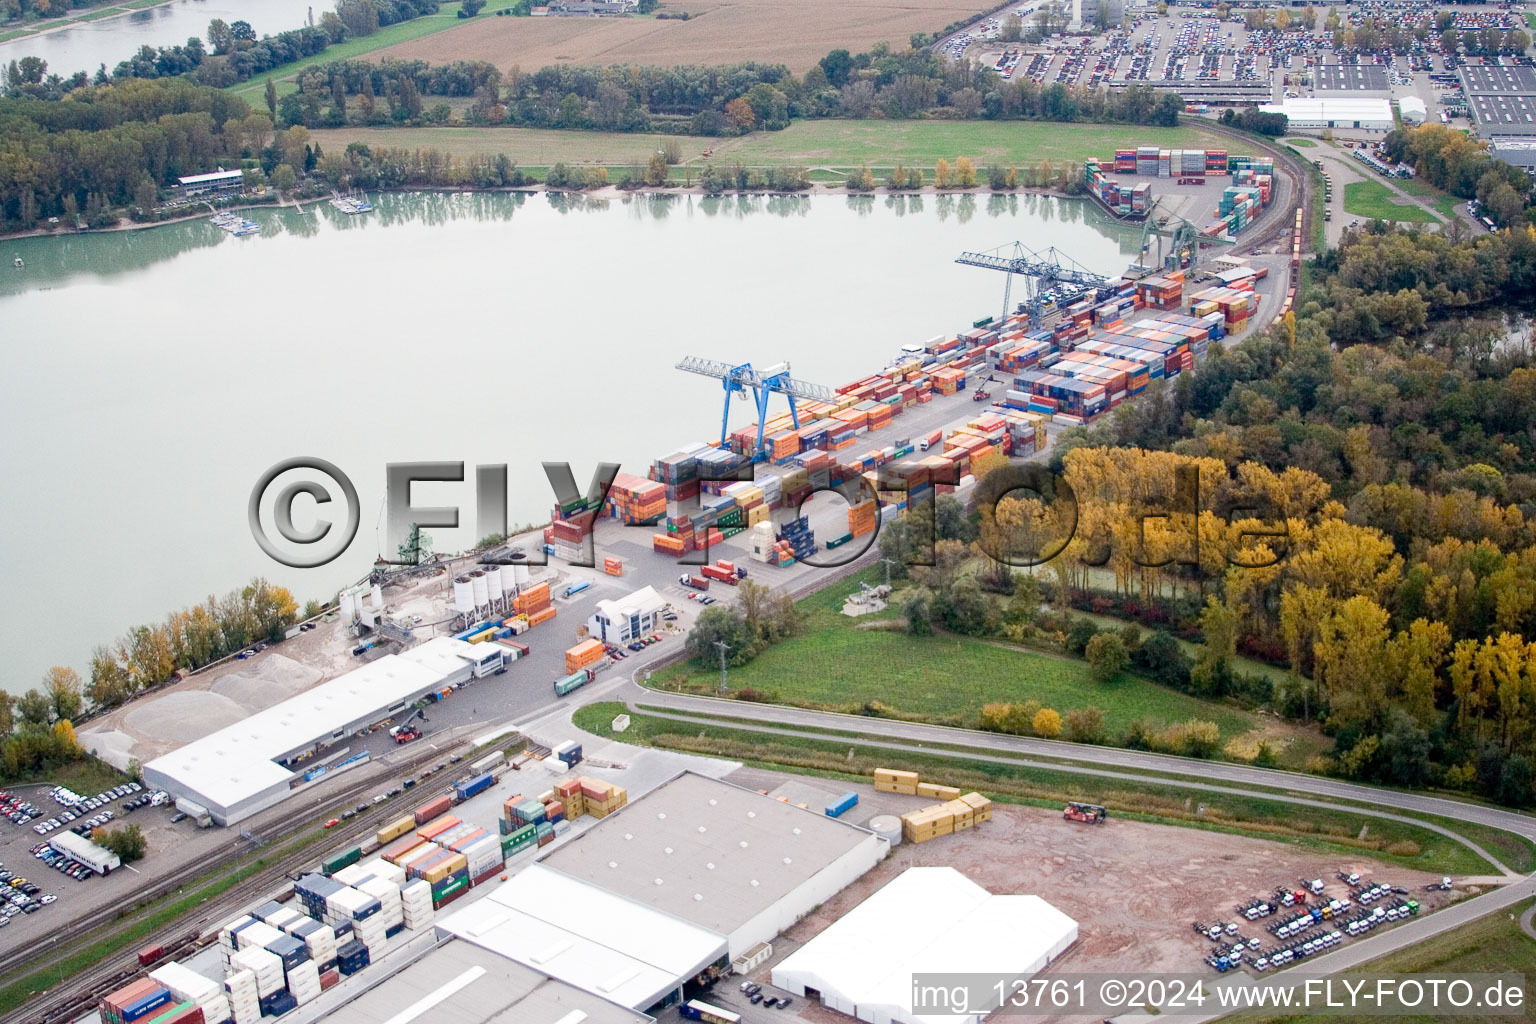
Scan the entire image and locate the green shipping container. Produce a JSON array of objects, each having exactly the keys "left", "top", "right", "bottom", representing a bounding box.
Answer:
[
  {"left": 323, "top": 846, "right": 362, "bottom": 875},
  {"left": 146, "top": 1001, "right": 197, "bottom": 1024},
  {"left": 434, "top": 876, "right": 468, "bottom": 901}
]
